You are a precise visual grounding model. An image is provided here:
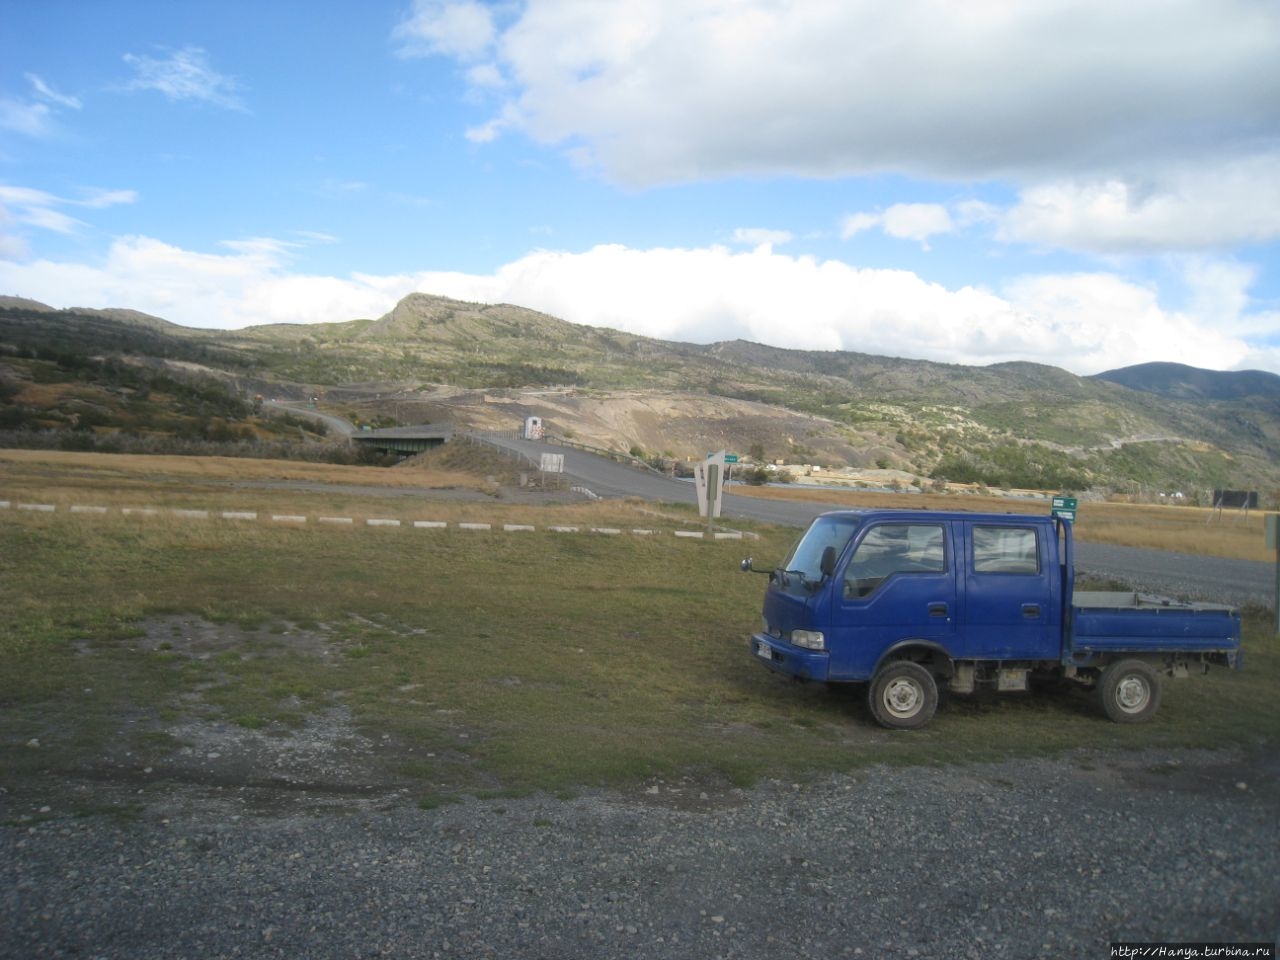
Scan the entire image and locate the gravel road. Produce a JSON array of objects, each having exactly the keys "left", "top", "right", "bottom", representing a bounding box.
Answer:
[
  {"left": 1068, "top": 542, "right": 1274, "bottom": 611},
  {"left": 4, "top": 749, "right": 1278, "bottom": 960}
]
